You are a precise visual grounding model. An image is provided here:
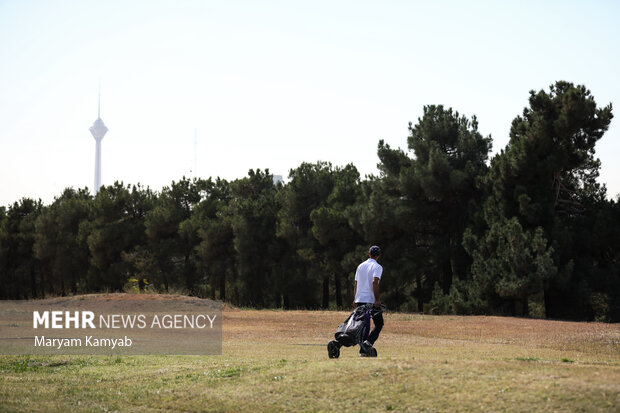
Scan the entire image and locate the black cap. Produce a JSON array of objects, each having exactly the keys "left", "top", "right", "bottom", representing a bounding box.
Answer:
[{"left": 369, "top": 245, "right": 381, "bottom": 257}]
